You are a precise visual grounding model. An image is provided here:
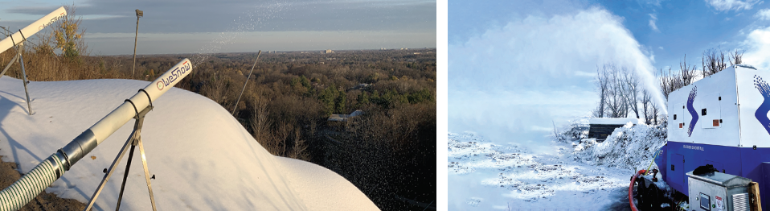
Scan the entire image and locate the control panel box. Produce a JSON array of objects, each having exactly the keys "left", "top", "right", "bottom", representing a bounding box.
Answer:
[{"left": 687, "top": 171, "right": 752, "bottom": 211}]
